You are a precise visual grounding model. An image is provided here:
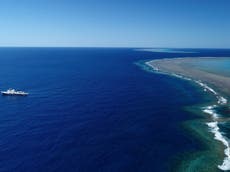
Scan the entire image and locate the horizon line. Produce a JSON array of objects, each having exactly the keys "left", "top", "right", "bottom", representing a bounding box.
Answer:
[{"left": 0, "top": 46, "right": 229, "bottom": 49}]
